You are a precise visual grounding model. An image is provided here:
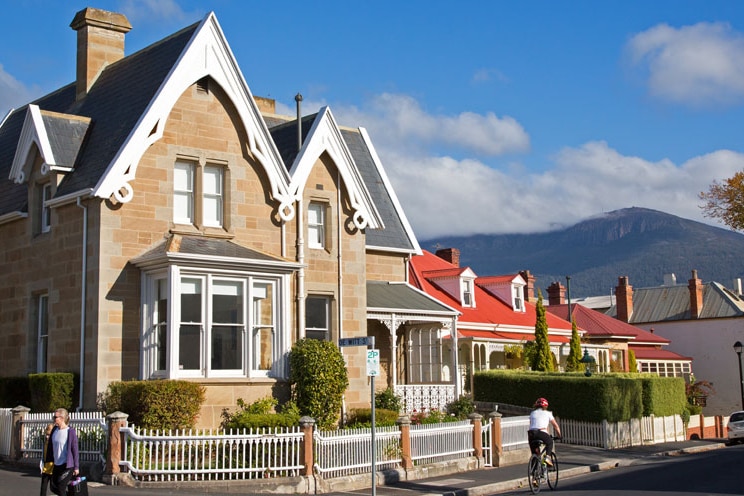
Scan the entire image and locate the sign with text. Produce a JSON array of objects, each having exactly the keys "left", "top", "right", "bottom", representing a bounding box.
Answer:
[
  {"left": 338, "top": 336, "right": 372, "bottom": 347},
  {"left": 366, "top": 349, "right": 380, "bottom": 377}
]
